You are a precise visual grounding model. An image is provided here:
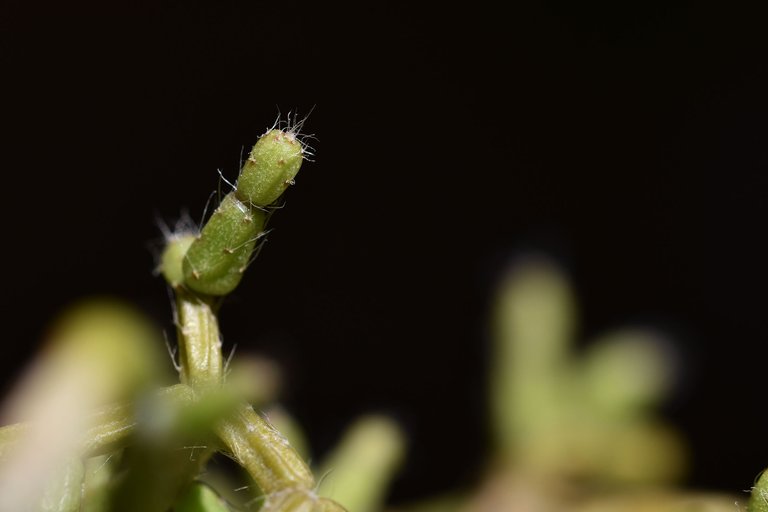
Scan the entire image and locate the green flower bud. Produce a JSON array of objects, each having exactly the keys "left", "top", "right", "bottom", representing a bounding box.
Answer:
[
  {"left": 183, "top": 193, "right": 266, "bottom": 296},
  {"left": 236, "top": 130, "right": 304, "bottom": 207}
]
